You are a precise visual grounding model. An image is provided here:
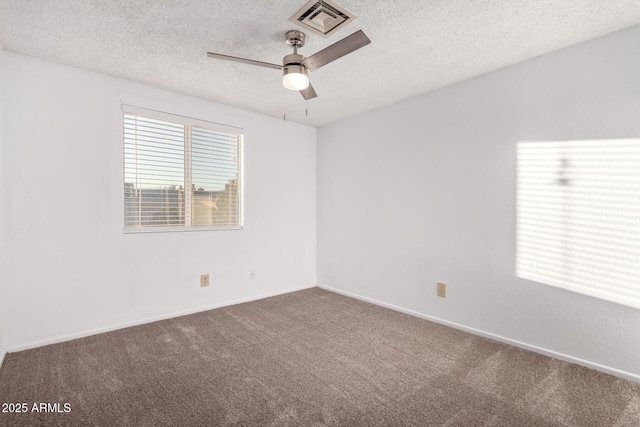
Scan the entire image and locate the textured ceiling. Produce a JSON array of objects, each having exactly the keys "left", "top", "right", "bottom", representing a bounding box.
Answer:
[{"left": 1, "top": 1, "right": 640, "bottom": 127}]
